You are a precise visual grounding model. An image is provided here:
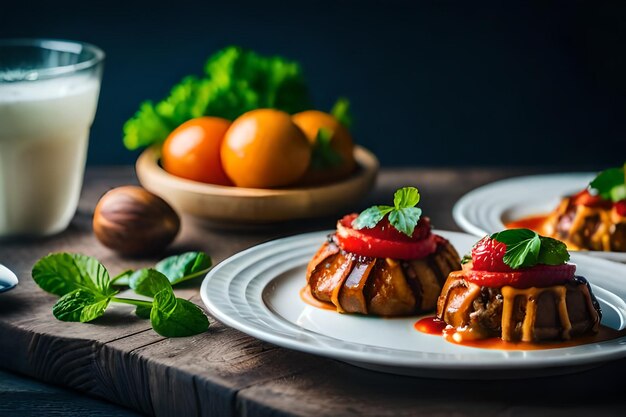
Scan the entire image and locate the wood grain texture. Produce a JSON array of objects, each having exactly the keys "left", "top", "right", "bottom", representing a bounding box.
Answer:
[
  {"left": 1, "top": 166, "right": 624, "bottom": 417},
  {"left": 0, "top": 369, "right": 139, "bottom": 416}
]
